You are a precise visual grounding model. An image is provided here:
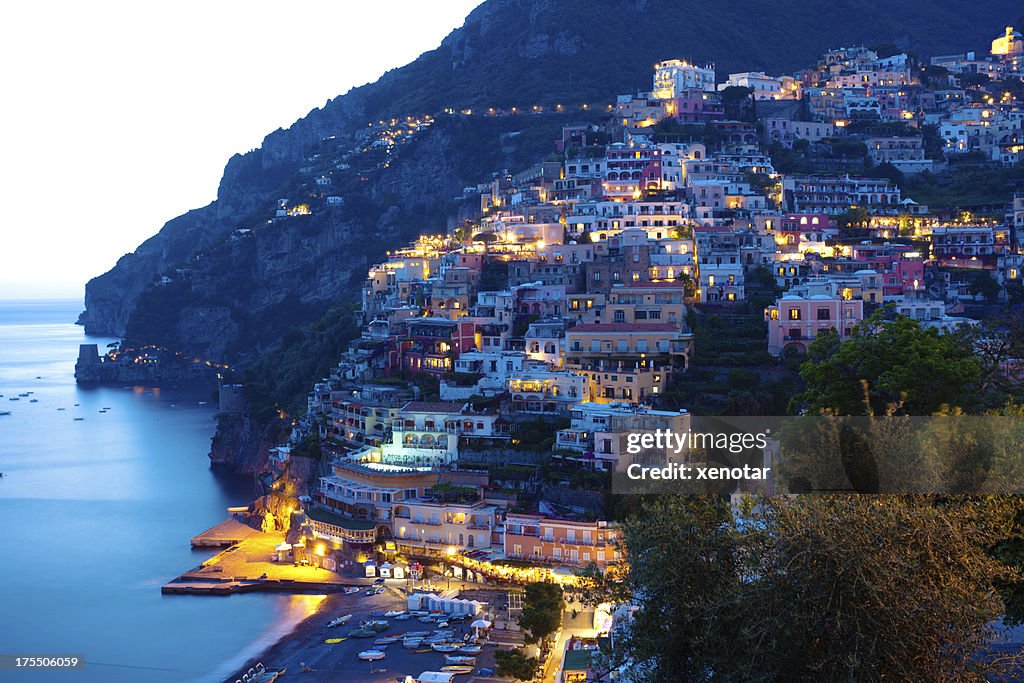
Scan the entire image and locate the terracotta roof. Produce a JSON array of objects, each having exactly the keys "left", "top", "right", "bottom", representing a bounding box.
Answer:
[
  {"left": 401, "top": 401, "right": 466, "bottom": 414},
  {"left": 568, "top": 323, "right": 677, "bottom": 332}
]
